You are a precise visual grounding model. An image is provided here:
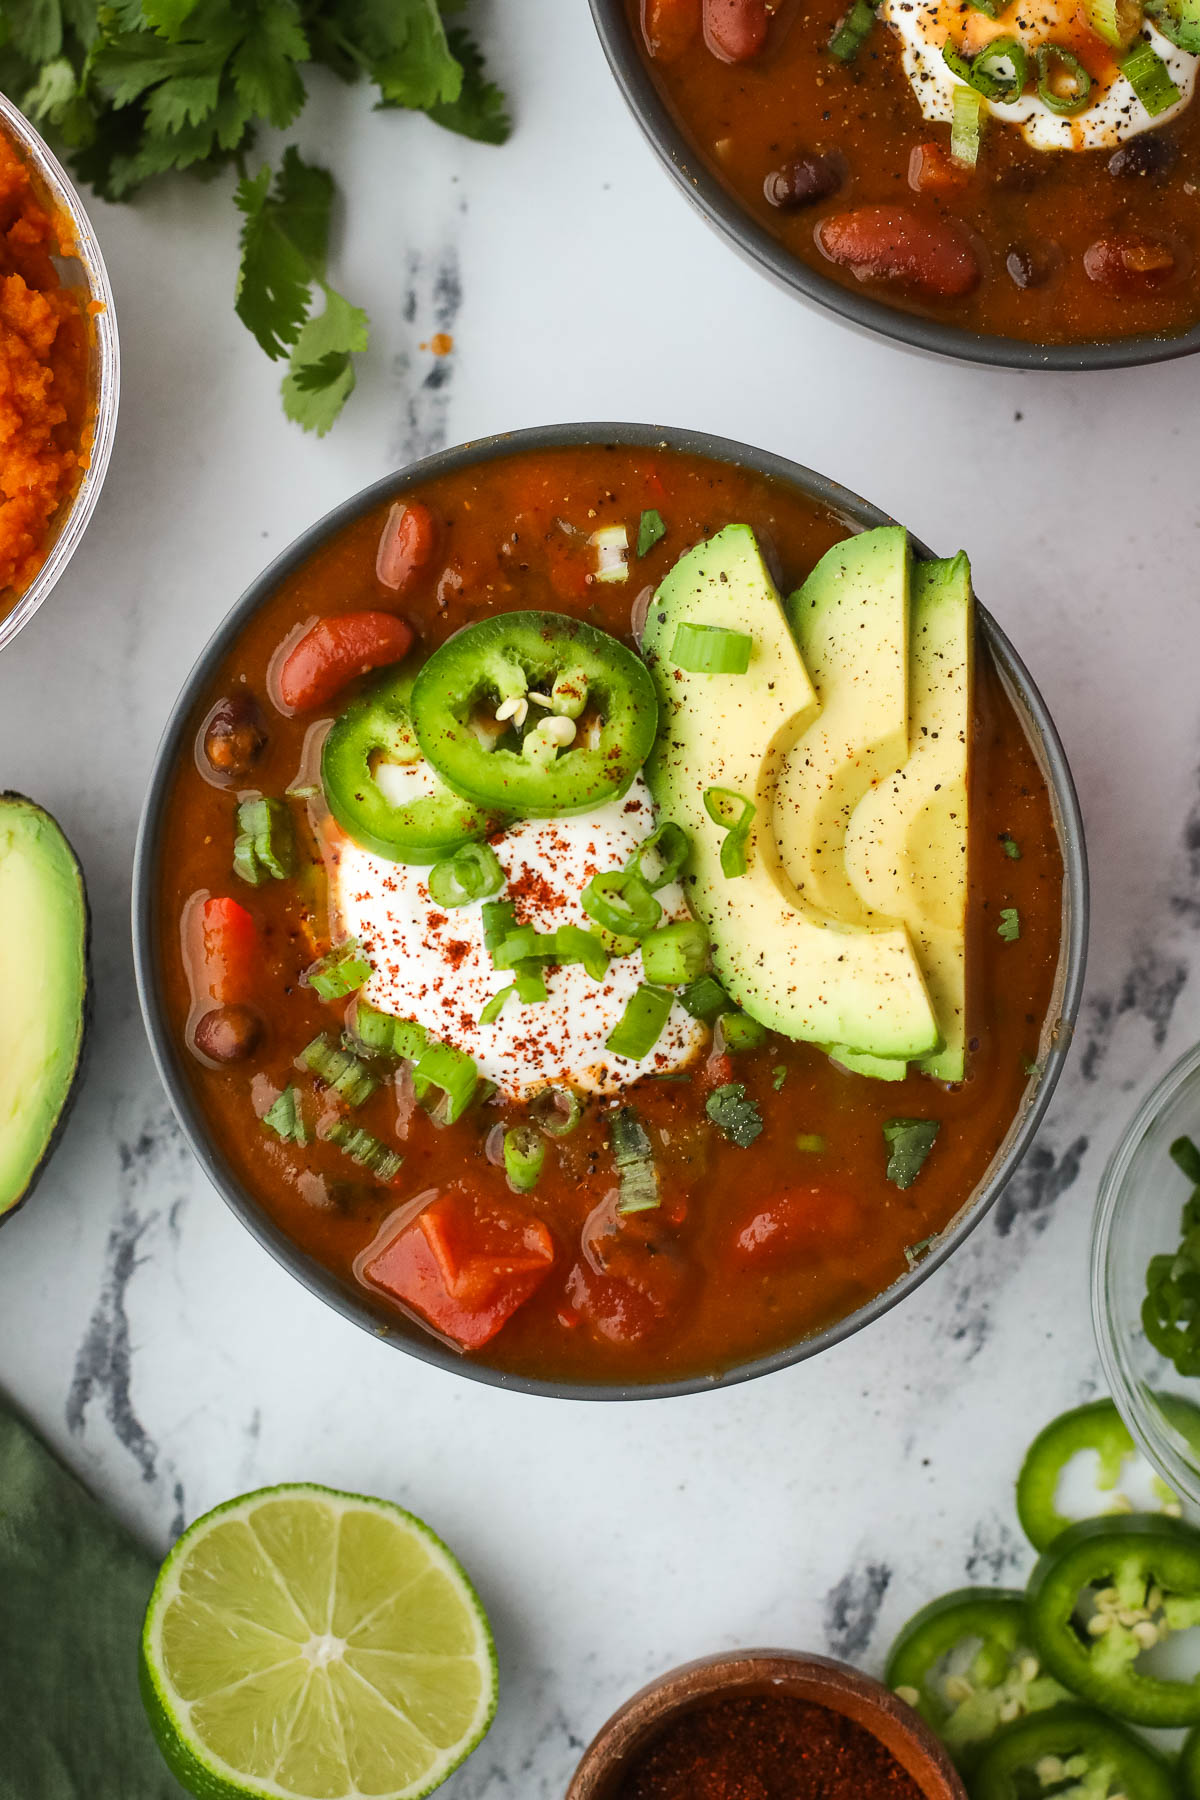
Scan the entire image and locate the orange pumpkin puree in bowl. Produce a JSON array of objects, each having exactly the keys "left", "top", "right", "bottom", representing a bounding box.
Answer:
[{"left": 0, "top": 126, "right": 92, "bottom": 600}]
